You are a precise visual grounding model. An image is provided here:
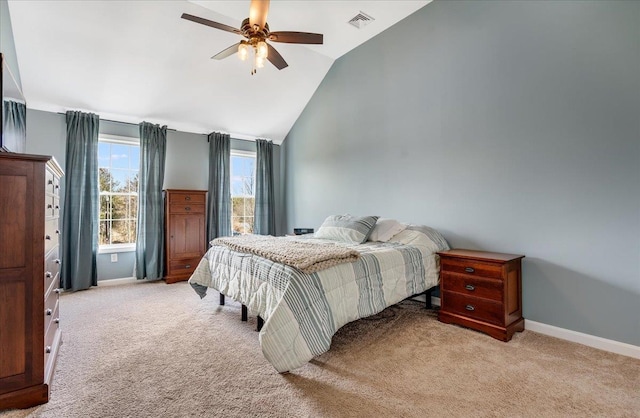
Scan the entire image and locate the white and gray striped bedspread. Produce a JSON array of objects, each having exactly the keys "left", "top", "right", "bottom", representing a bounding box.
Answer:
[{"left": 188, "top": 225, "right": 449, "bottom": 372}]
